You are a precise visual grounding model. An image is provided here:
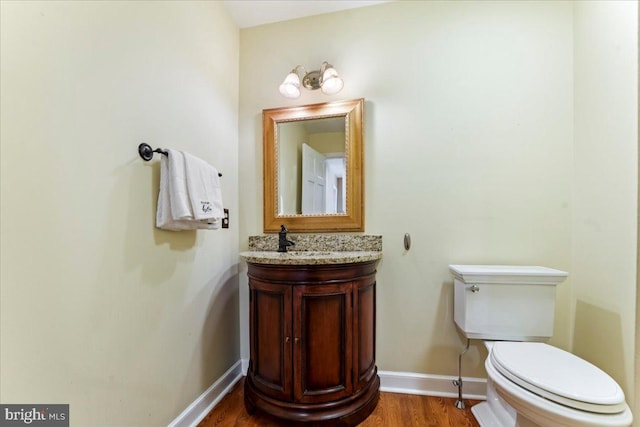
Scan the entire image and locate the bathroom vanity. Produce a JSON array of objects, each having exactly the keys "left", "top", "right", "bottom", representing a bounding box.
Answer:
[{"left": 240, "top": 243, "right": 382, "bottom": 426}]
